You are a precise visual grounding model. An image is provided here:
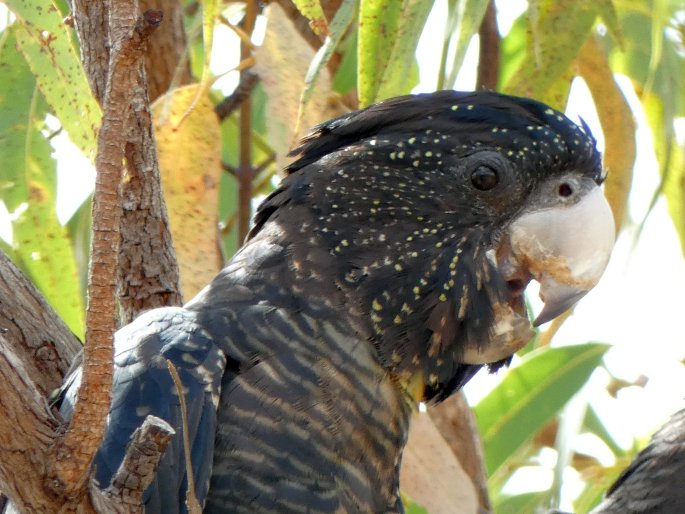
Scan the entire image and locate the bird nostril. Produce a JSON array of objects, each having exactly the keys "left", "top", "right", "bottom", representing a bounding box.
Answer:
[{"left": 558, "top": 183, "right": 573, "bottom": 197}]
